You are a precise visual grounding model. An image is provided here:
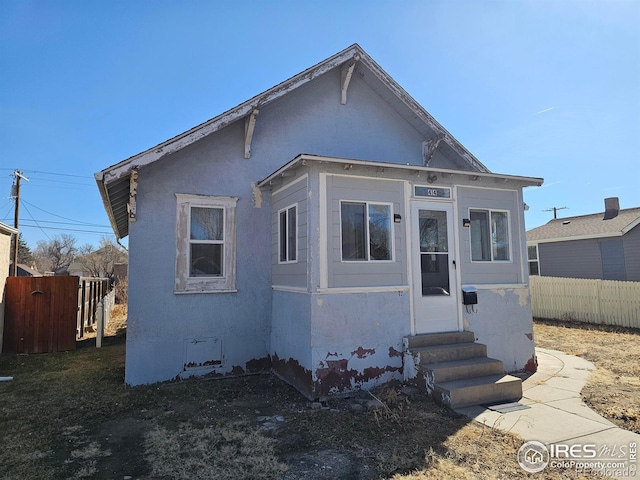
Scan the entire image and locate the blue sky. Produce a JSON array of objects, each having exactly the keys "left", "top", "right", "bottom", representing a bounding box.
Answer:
[{"left": 1, "top": 0, "right": 638, "bottom": 250}]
